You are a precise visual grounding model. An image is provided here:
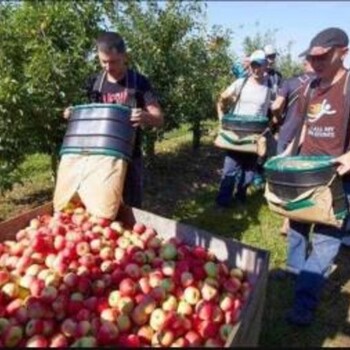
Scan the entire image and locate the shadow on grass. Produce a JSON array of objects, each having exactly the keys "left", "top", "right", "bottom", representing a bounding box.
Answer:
[
  {"left": 144, "top": 141, "right": 266, "bottom": 242},
  {"left": 11, "top": 188, "right": 52, "bottom": 206},
  {"left": 260, "top": 246, "right": 350, "bottom": 347}
]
